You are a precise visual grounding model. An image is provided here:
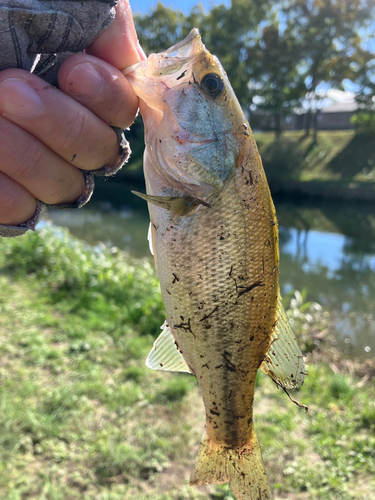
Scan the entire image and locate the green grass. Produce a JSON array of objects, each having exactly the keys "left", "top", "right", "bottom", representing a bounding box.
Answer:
[
  {"left": 0, "top": 227, "right": 374, "bottom": 499},
  {"left": 253, "top": 131, "right": 375, "bottom": 202},
  {"left": 255, "top": 130, "right": 375, "bottom": 183}
]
